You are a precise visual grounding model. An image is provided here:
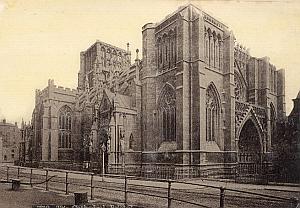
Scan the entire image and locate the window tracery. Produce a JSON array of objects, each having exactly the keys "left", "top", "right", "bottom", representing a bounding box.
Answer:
[
  {"left": 158, "top": 84, "right": 176, "bottom": 142},
  {"left": 58, "top": 106, "right": 72, "bottom": 149},
  {"left": 204, "top": 27, "right": 222, "bottom": 69},
  {"left": 206, "top": 84, "right": 220, "bottom": 142},
  {"left": 156, "top": 28, "right": 177, "bottom": 72},
  {"left": 234, "top": 73, "right": 246, "bottom": 101}
]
